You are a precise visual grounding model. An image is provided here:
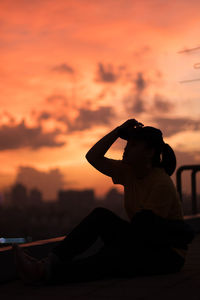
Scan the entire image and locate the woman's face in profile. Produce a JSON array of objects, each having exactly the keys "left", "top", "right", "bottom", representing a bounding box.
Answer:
[{"left": 122, "top": 138, "right": 153, "bottom": 165}]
